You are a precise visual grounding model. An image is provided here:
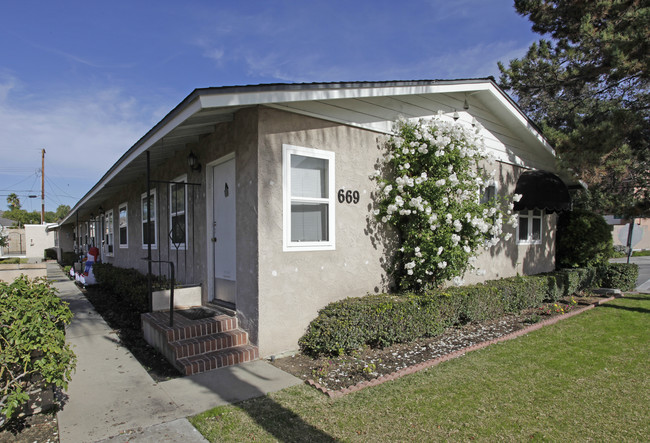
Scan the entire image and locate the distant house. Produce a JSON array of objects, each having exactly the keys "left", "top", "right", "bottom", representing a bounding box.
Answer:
[{"left": 59, "top": 79, "right": 574, "bottom": 358}]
